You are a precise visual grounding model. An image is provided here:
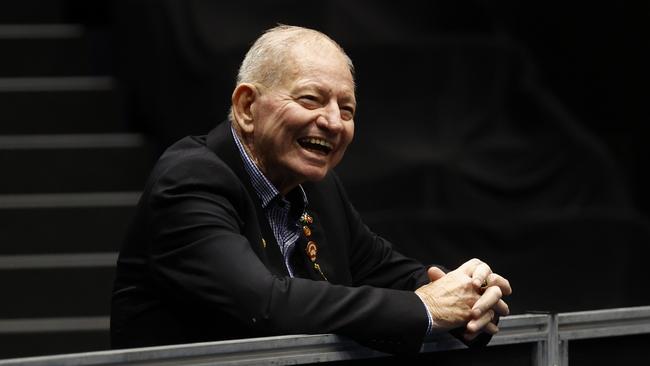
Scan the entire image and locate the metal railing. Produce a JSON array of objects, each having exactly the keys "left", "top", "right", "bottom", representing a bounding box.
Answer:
[{"left": 0, "top": 306, "right": 649, "bottom": 366}]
